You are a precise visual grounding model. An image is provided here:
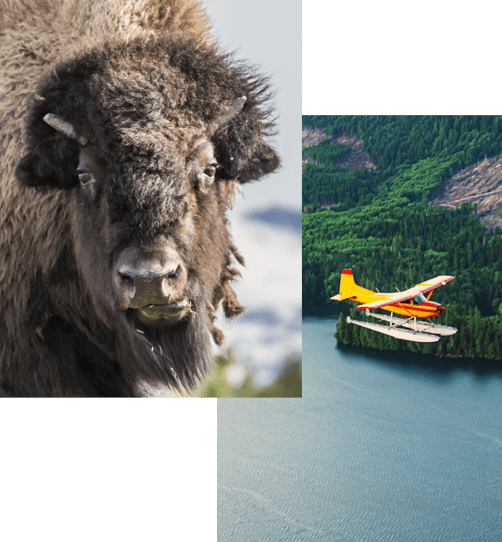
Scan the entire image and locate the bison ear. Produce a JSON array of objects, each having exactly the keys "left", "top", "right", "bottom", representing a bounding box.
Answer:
[
  {"left": 234, "top": 141, "right": 280, "bottom": 183},
  {"left": 212, "top": 97, "right": 280, "bottom": 183},
  {"left": 15, "top": 150, "right": 77, "bottom": 190},
  {"left": 214, "top": 129, "right": 280, "bottom": 184},
  {"left": 15, "top": 109, "right": 82, "bottom": 189},
  {"left": 15, "top": 152, "right": 57, "bottom": 188}
]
